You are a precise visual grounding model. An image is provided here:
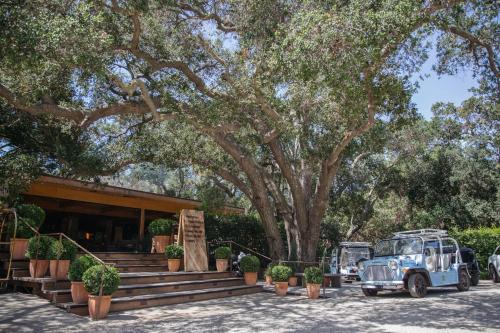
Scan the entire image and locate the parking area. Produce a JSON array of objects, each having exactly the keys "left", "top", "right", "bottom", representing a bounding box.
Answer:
[{"left": 0, "top": 281, "right": 498, "bottom": 333}]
